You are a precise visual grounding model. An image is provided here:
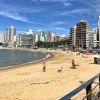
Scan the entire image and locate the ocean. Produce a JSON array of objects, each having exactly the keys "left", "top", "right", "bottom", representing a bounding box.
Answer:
[{"left": 0, "top": 49, "right": 46, "bottom": 67}]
